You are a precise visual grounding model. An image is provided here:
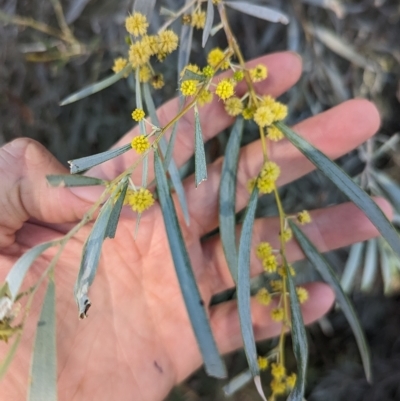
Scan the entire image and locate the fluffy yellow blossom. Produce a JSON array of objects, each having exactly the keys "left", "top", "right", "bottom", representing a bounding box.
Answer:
[
  {"left": 296, "top": 287, "right": 309, "bottom": 304},
  {"left": 250, "top": 64, "right": 268, "bottom": 82},
  {"left": 267, "top": 125, "right": 284, "bottom": 142},
  {"left": 151, "top": 74, "right": 164, "bottom": 89},
  {"left": 191, "top": 10, "right": 206, "bottom": 29},
  {"left": 254, "top": 106, "right": 274, "bottom": 127},
  {"left": 257, "top": 356, "right": 269, "bottom": 371},
  {"left": 271, "top": 379, "right": 286, "bottom": 395},
  {"left": 181, "top": 80, "right": 198, "bottom": 96},
  {"left": 125, "top": 12, "right": 149, "bottom": 37},
  {"left": 142, "top": 35, "right": 158, "bottom": 55},
  {"left": 256, "top": 288, "right": 272, "bottom": 306},
  {"left": 202, "top": 65, "right": 215, "bottom": 78},
  {"left": 277, "top": 265, "right": 295, "bottom": 277},
  {"left": 131, "top": 135, "right": 150, "bottom": 154},
  {"left": 271, "top": 308, "right": 284, "bottom": 322},
  {"left": 197, "top": 89, "right": 213, "bottom": 106},
  {"left": 262, "top": 255, "right": 278, "bottom": 273},
  {"left": 126, "top": 188, "right": 154, "bottom": 213},
  {"left": 157, "top": 30, "right": 179, "bottom": 54},
  {"left": 260, "top": 161, "right": 280, "bottom": 182},
  {"left": 297, "top": 210, "right": 311, "bottom": 224},
  {"left": 215, "top": 79, "right": 235, "bottom": 100},
  {"left": 281, "top": 228, "right": 292, "bottom": 242},
  {"left": 270, "top": 280, "right": 283, "bottom": 292},
  {"left": 233, "top": 70, "right": 244, "bottom": 82},
  {"left": 256, "top": 242, "right": 273, "bottom": 259},
  {"left": 271, "top": 363, "right": 286, "bottom": 380},
  {"left": 286, "top": 373, "right": 297, "bottom": 389},
  {"left": 129, "top": 41, "right": 151, "bottom": 67},
  {"left": 138, "top": 65, "right": 151, "bottom": 83},
  {"left": 112, "top": 58, "right": 129, "bottom": 76},
  {"left": 257, "top": 177, "right": 275, "bottom": 194},
  {"left": 270, "top": 101, "right": 288, "bottom": 121},
  {"left": 207, "top": 47, "right": 230, "bottom": 69},
  {"left": 259, "top": 95, "right": 275, "bottom": 108},
  {"left": 131, "top": 108, "right": 145, "bottom": 121},
  {"left": 224, "top": 97, "right": 243, "bottom": 116},
  {"left": 247, "top": 177, "right": 257, "bottom": 193},
  {"left": 242, "top": 107, "right": 255, "bottom": 120}
]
